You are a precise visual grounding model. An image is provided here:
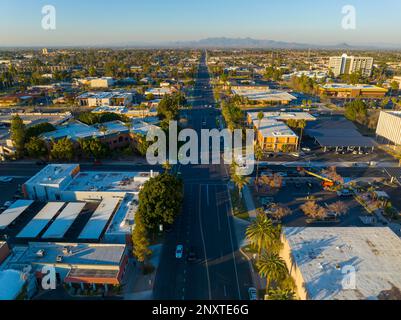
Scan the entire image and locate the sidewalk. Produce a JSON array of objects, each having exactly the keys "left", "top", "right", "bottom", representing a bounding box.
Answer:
[{"left": 123, "top": 244, "right": 162, "bottom": 300}]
